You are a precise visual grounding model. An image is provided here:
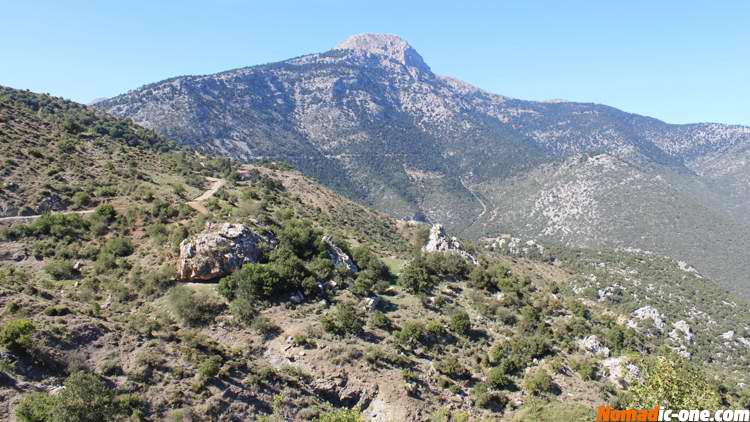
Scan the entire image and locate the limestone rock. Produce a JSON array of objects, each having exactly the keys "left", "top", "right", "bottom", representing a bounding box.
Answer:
[
  {"left": 422, "top": 224, "right": 478, "bottom": 265},
  {"left": 322, "top": 235, "right": 358, "bottom": 274},
  {"left": 627, "top": 306, "right": 666, "bottom": 332},
  {"left": 578, "top": 335, "right": 610, "bottom": 357},
  {"left": 177, "top": 223, "right": 274, "bottom": 281},
  {"left": 602, "top": 357, "right": 640, "bottom": 387}
]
